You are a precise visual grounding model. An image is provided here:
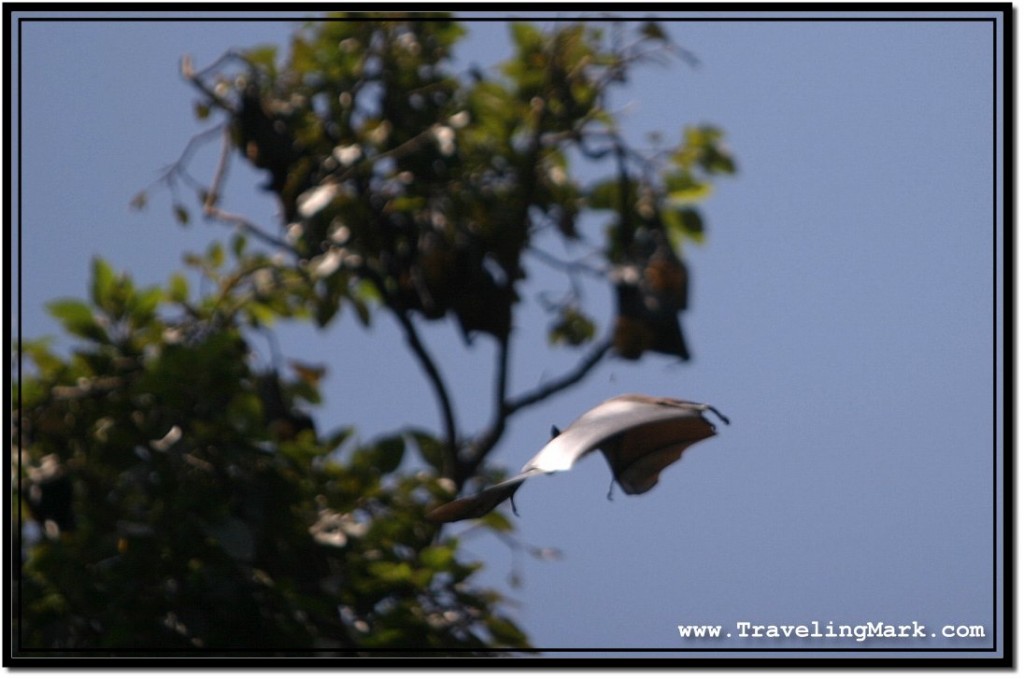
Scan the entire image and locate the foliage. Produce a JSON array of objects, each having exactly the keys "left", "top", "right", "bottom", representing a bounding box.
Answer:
[
  {"left": 17, "top": 13, "right": 734, "bottom": 653},
  {"left": 15, "top": 256, "right": 524, "bottom": 651},
  {"left": 170, "top": 14, "right": 734, "bottom": 372}
]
